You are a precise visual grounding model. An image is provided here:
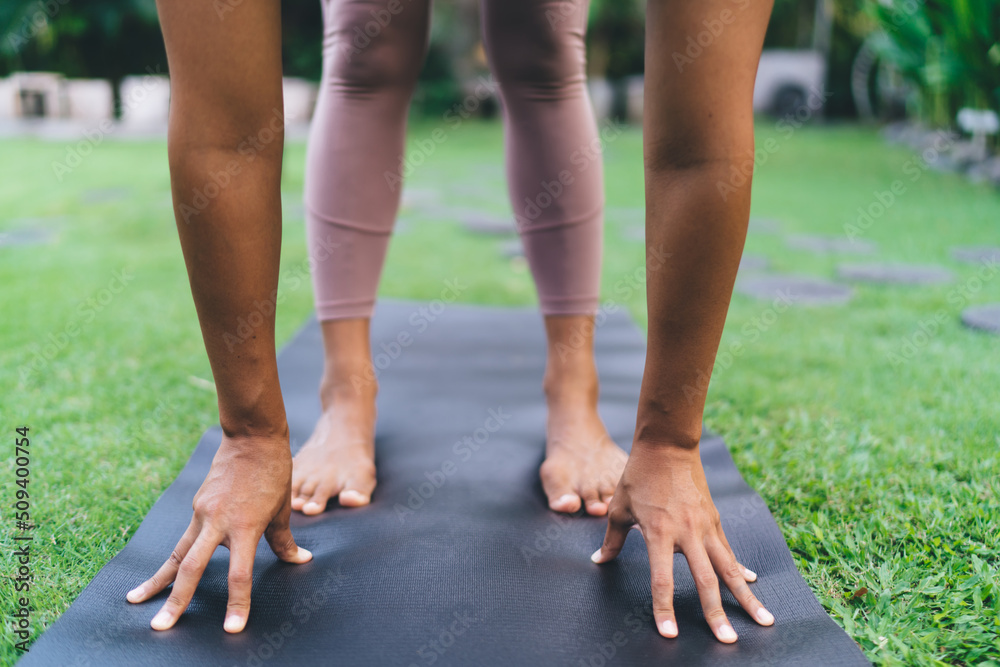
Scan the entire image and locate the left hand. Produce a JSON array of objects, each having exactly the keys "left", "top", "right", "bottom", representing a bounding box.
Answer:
[{"left": 591, "top": 442, "right": 774, "bottom": 643}]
